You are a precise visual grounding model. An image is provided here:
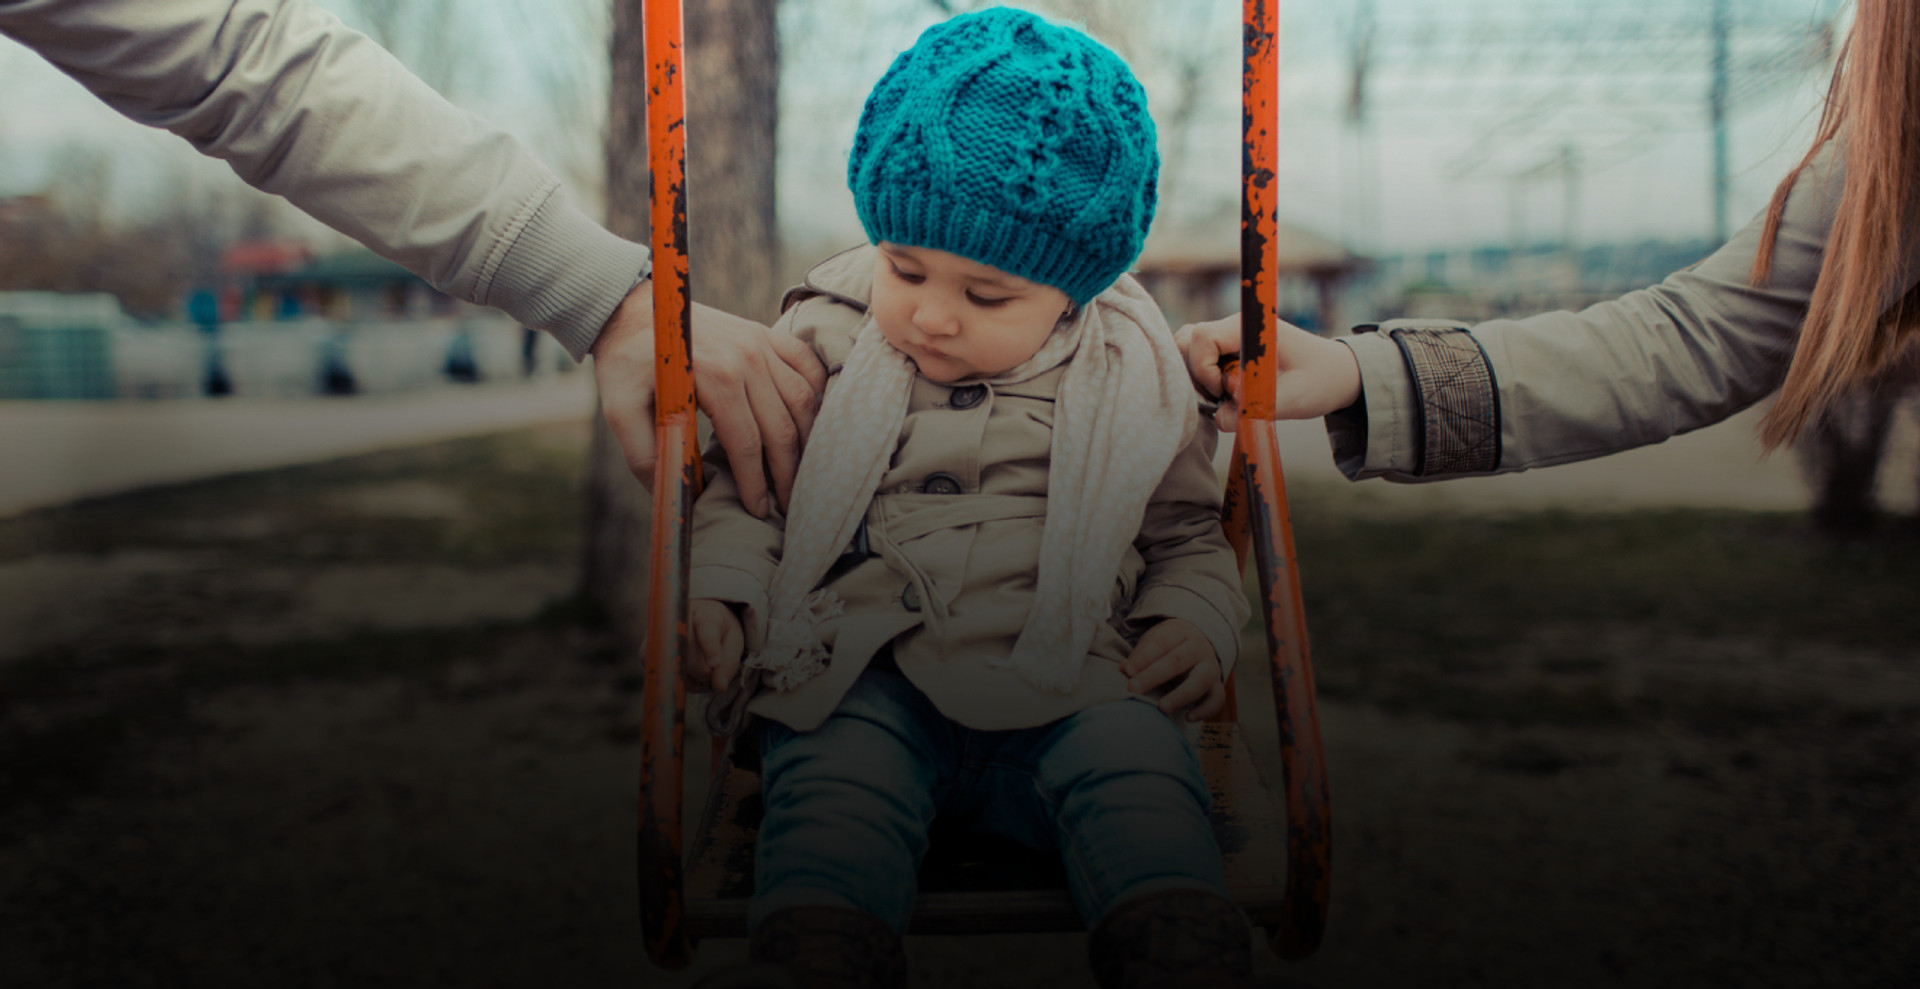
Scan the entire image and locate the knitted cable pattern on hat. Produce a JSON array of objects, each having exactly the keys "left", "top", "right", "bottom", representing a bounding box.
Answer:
[{"left": 848, "top": 7, "right": 1159, "bottom": 305}]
